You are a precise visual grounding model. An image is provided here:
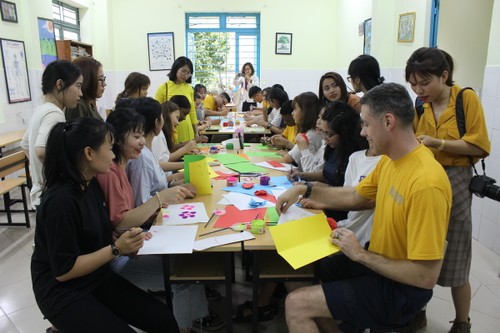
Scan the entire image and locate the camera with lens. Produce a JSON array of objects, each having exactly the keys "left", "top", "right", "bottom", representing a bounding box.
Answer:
[{"left": 469, "top": 175, "right": 500, "bottom": 202}]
